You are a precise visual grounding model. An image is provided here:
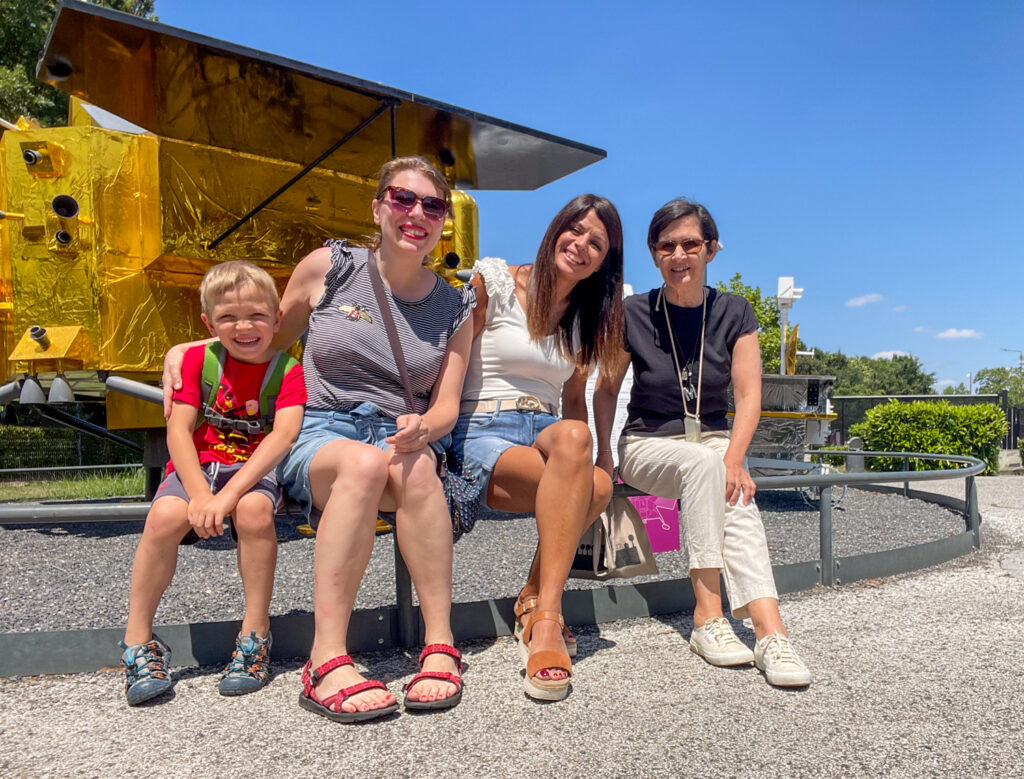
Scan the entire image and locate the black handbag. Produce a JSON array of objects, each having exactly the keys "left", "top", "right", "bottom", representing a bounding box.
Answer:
[{"left": 366, "top": 252, "right": 480, "bottom": 540}]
